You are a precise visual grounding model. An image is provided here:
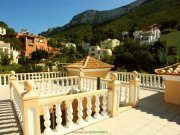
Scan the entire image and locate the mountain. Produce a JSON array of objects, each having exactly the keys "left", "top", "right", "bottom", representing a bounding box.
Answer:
[
  {"left": 40, "top": 0, "right": 180, "bottom": 42},
  {"left": 40, "top": 0, "right": 148, "bottom": 37},
  {"left": 67, "top": 0, "right": 147, "bottom": 27}
]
